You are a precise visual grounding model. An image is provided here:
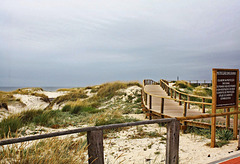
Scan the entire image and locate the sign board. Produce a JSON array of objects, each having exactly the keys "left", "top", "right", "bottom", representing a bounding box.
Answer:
[
  {"left": 212, "top": 69, "right": 239, "bottom": 108},
  {"left": 211, "top": 68, "right": 239, "bottom": 148}
]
